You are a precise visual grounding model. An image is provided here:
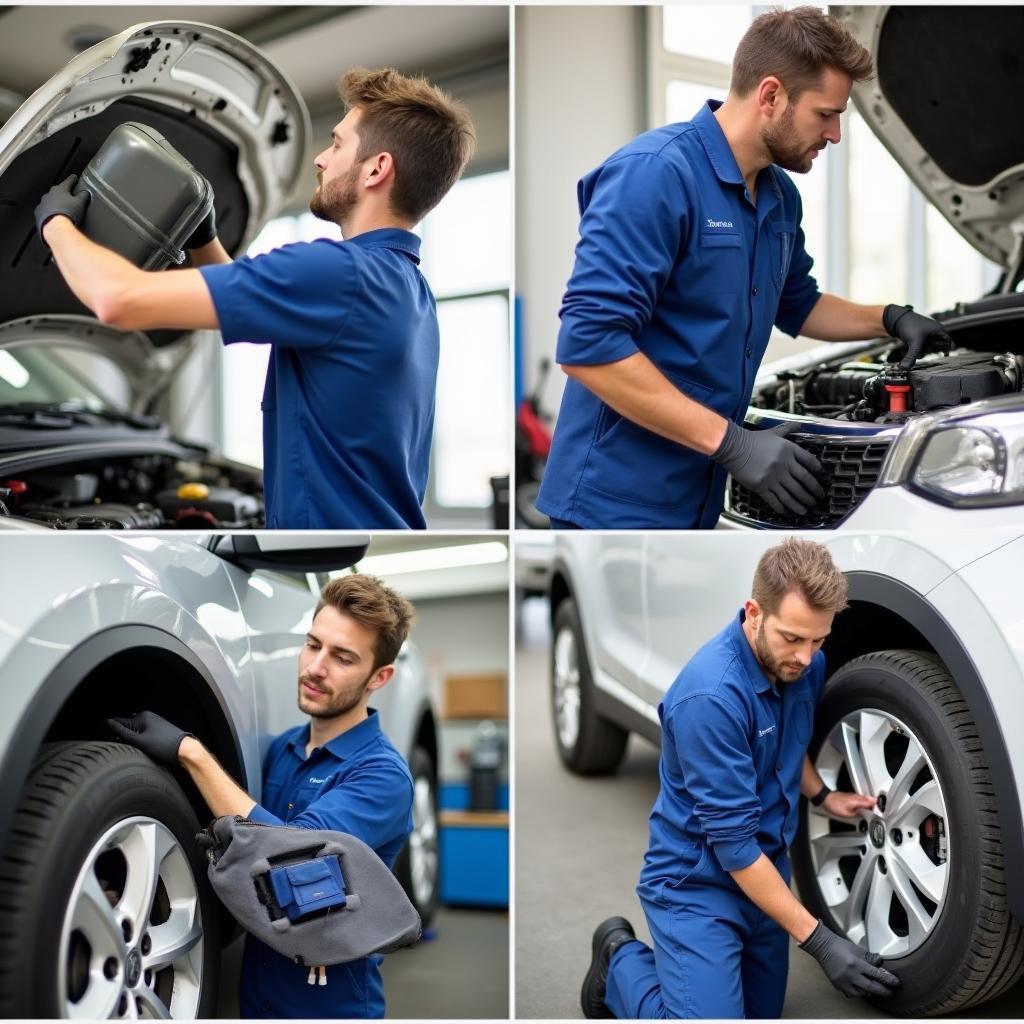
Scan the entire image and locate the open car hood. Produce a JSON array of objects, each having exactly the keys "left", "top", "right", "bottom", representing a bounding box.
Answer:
[
  {"left": 832, "top": 5, "right": 1024, "bottom": 273},
  {"left": 0, "top": 20, "right": 310, "bottom": 380}
]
